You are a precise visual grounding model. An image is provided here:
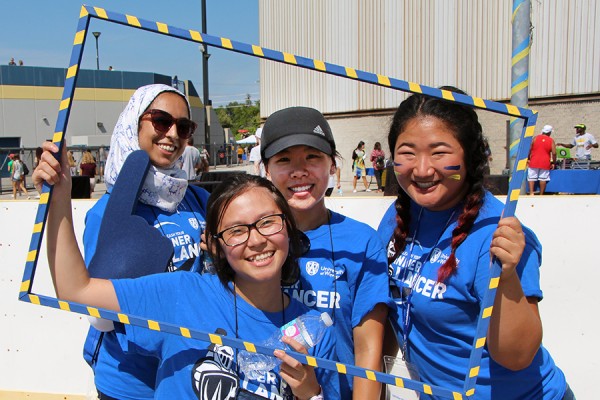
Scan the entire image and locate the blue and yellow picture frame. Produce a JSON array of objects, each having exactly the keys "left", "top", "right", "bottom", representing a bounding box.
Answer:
[{"left": 18, "top": 5, "right": 538, "bottom": 399}]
